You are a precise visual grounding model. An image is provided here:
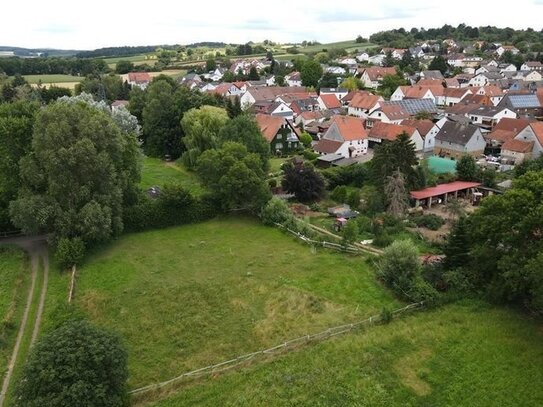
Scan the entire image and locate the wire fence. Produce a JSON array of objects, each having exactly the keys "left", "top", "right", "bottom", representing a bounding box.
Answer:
[
  {"left": 274, "top": 223, "right": 363, "bottom": 254},
  {"left": 129, "top": 301, "right": 424, "bottom": 396}
]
